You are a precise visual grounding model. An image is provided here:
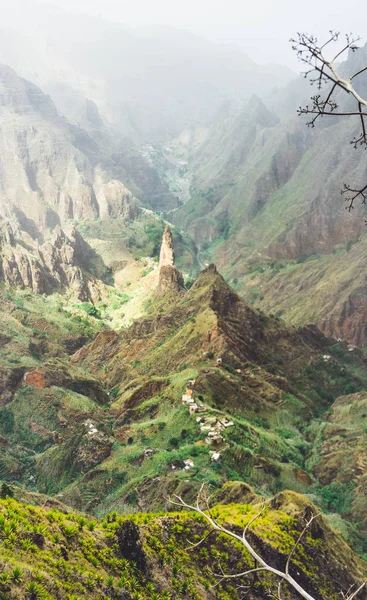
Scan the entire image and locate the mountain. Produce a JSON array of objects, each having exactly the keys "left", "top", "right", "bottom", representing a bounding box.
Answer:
[
  {"left": 0, "top": 64, "right": 137, "bottom": 234},
  {"left": 170, "top": 46, "right": 367, "bottom": 347},
  {"left": 1, "top": 232, "right": 366, "bottom": 545},
  {"left": 0, "top": 63, "right": 179, "bottom": 232},
  {"left": 0, "top": 2, "right": 295, "bottom": 143},
  {"left": 0, "top": 11, "right": 367, "bottom": 593},
  {"left": 0, "top": 227, "right": 366, "bottom": 595},
  {"left": 0, "top": 64, "right": 198, "bottom": 305}
]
